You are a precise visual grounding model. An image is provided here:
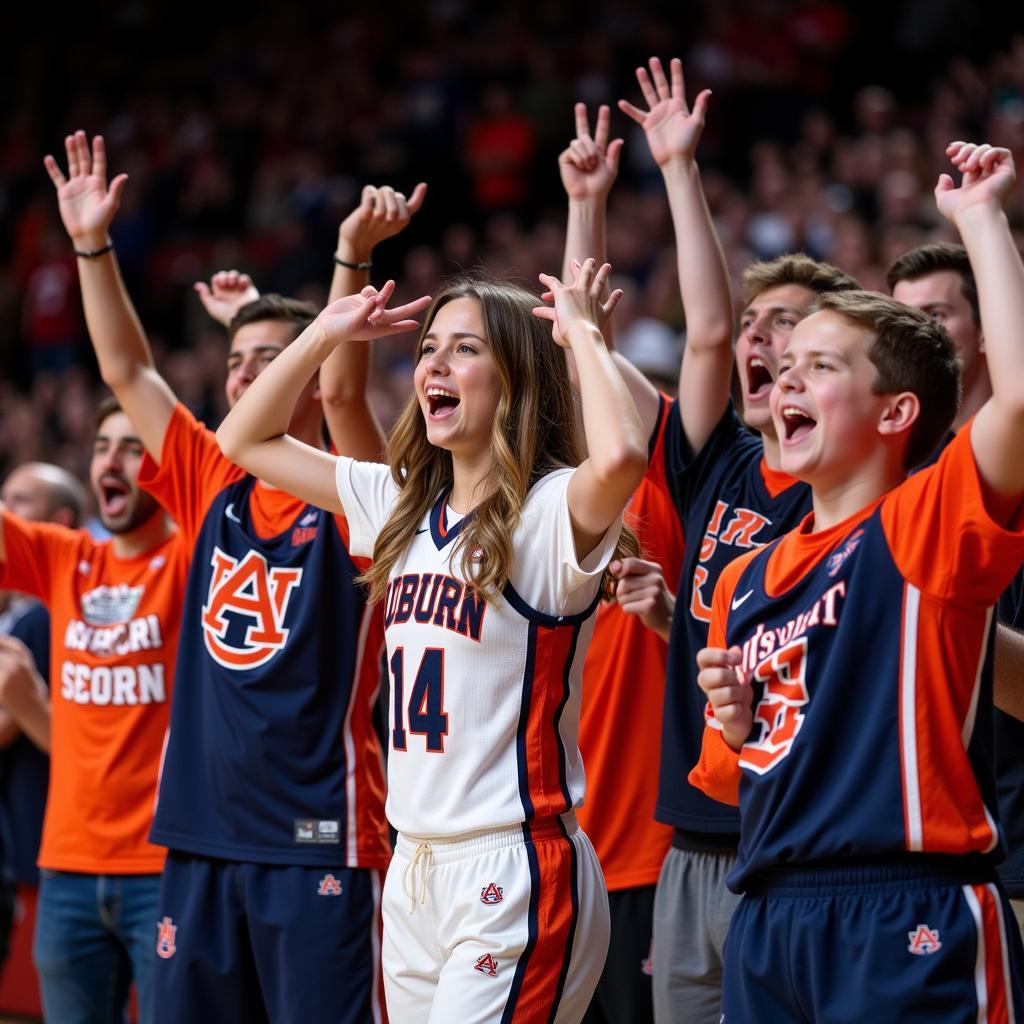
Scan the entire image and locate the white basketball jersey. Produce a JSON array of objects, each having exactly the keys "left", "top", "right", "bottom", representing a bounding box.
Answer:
[{"left": 335, "top": 459, "right": 620, "bottom": 838}]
